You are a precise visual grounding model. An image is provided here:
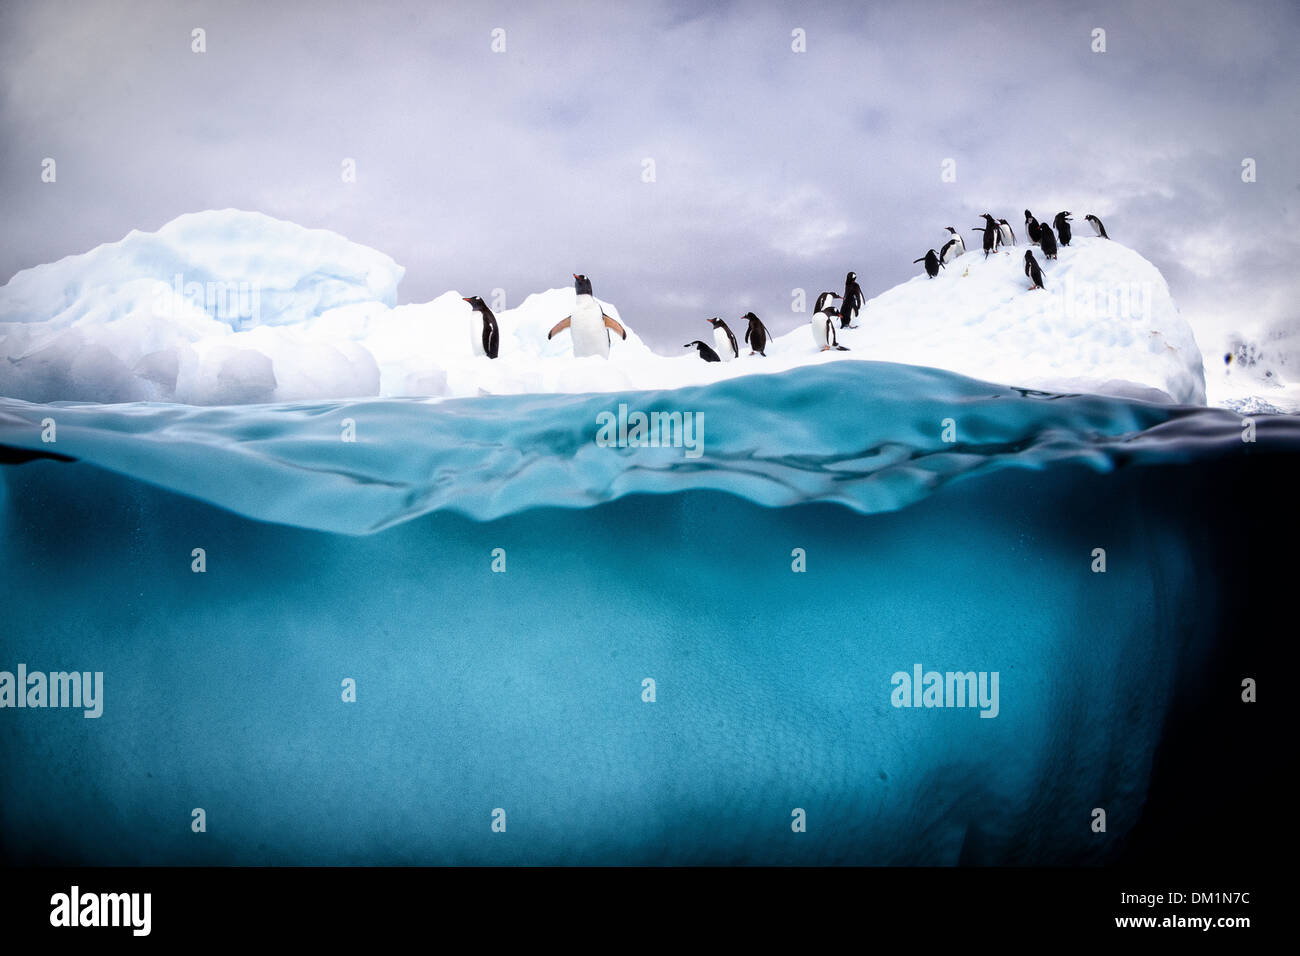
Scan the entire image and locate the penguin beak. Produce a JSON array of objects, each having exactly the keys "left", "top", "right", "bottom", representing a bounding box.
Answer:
[{"left": 462, "top": 298, "right": 472, "bottom": 303}]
